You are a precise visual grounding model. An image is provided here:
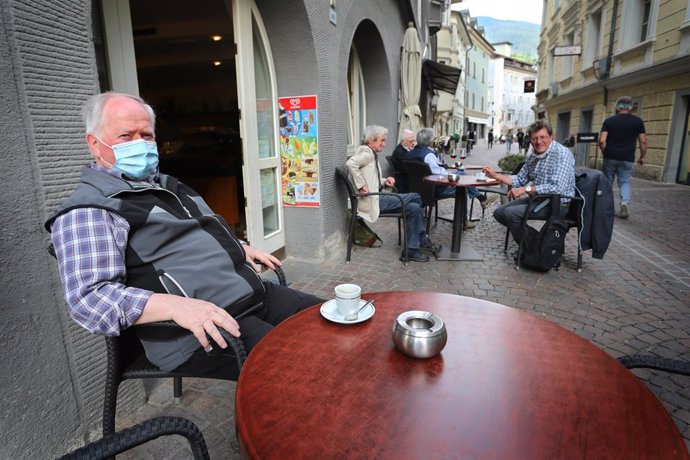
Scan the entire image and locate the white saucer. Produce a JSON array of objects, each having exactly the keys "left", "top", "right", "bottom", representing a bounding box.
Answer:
[{"left": 320, "top": 299, "right": 375, "bottom": 324}]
